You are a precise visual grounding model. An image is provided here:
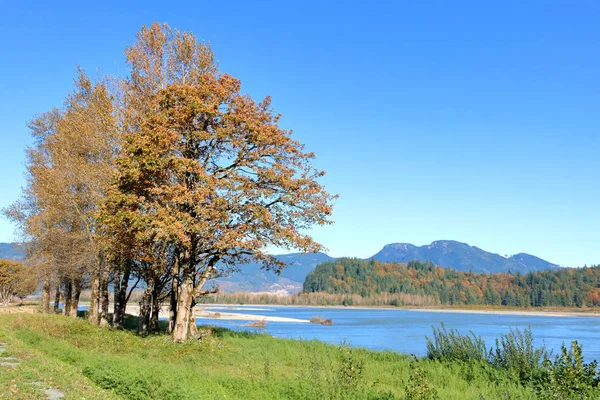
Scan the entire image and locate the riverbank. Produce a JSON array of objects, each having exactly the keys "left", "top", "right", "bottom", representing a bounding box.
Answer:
[
  {"left": 0, "top": 312, "right": 538, "bottom": 399},
  {"left": 13, "top": 300, "right": 600, "bottom": 322}
]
